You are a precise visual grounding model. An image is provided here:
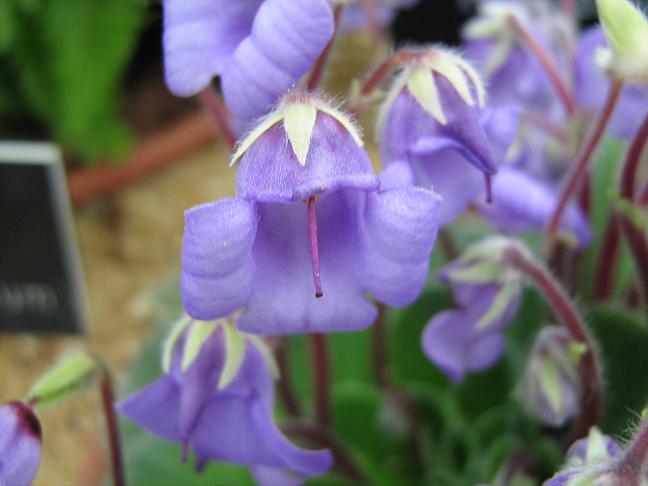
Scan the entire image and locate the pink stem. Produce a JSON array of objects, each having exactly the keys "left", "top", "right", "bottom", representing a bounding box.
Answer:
[
  {"left": 360, "top": 0, "right": 384, "bottom": 42},
  {"left": 547, "top": 79, "right": 624, "bottom": 238},
  {"left": 508, "top": 15, "right": 576, "bottom": 116},
  {"left": 310, "top": 334, "right": 331, "bottom": 426},
  {"left": 198, "top": 87, "right": 237, "bottom": 149},
  {"left": 308, "top": 197, "right": 323, "bottom": 299},
  {"left": 613, "top": 420, "right": 648, "bottom": 485},
  {"left": 306, "top": 4, "right": 344, "bottom": 91}
]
